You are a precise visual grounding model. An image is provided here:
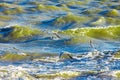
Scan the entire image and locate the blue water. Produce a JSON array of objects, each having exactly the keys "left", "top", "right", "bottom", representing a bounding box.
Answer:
[{"left": 0, "top": 0, "right": 120, "bottom": 80}]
